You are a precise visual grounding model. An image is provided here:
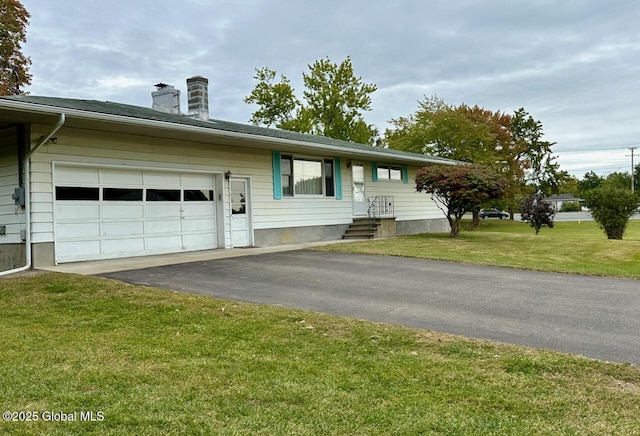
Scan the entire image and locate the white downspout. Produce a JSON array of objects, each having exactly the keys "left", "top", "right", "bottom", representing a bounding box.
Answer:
[{"left": 0, "top": 114, "right": 65, "bottom": 277}]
